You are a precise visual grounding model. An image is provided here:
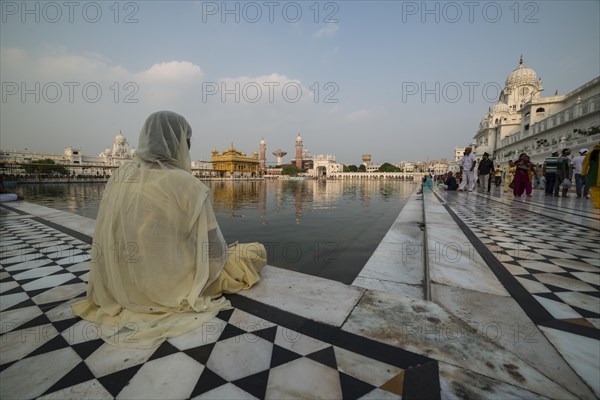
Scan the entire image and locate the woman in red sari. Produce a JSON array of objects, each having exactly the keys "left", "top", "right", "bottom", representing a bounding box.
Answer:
[{"left": 513, "top": 153, "right": 534, "bottom": 198}]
